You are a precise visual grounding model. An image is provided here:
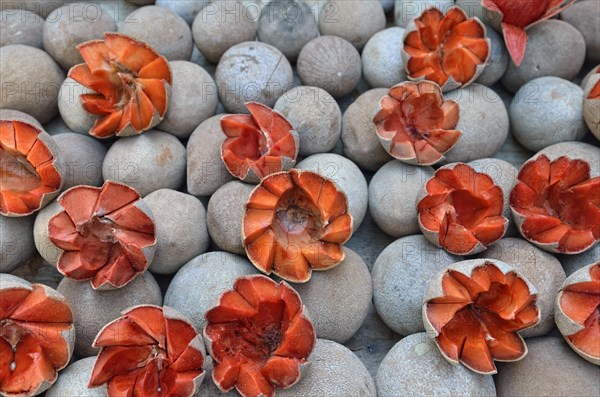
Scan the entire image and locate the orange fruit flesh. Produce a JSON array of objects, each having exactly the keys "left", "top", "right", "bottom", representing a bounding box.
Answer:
[{"left": 589, "top": 80, "right": 600, "bottom": 100}]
